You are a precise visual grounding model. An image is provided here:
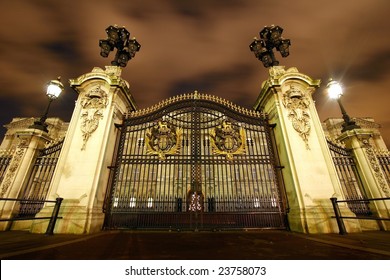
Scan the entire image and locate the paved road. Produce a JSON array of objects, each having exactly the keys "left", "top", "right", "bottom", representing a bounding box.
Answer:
[{"left": 1, "top": 230, "right": 390, "bottom": 260}]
